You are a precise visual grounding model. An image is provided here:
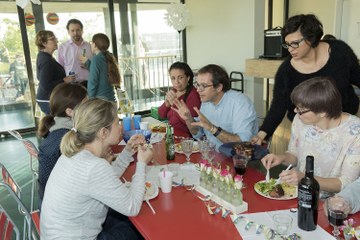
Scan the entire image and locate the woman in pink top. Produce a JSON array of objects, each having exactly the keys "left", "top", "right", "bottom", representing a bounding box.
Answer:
[{"left": 158, "top": 62, "right": 201, "bottom": 137}]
